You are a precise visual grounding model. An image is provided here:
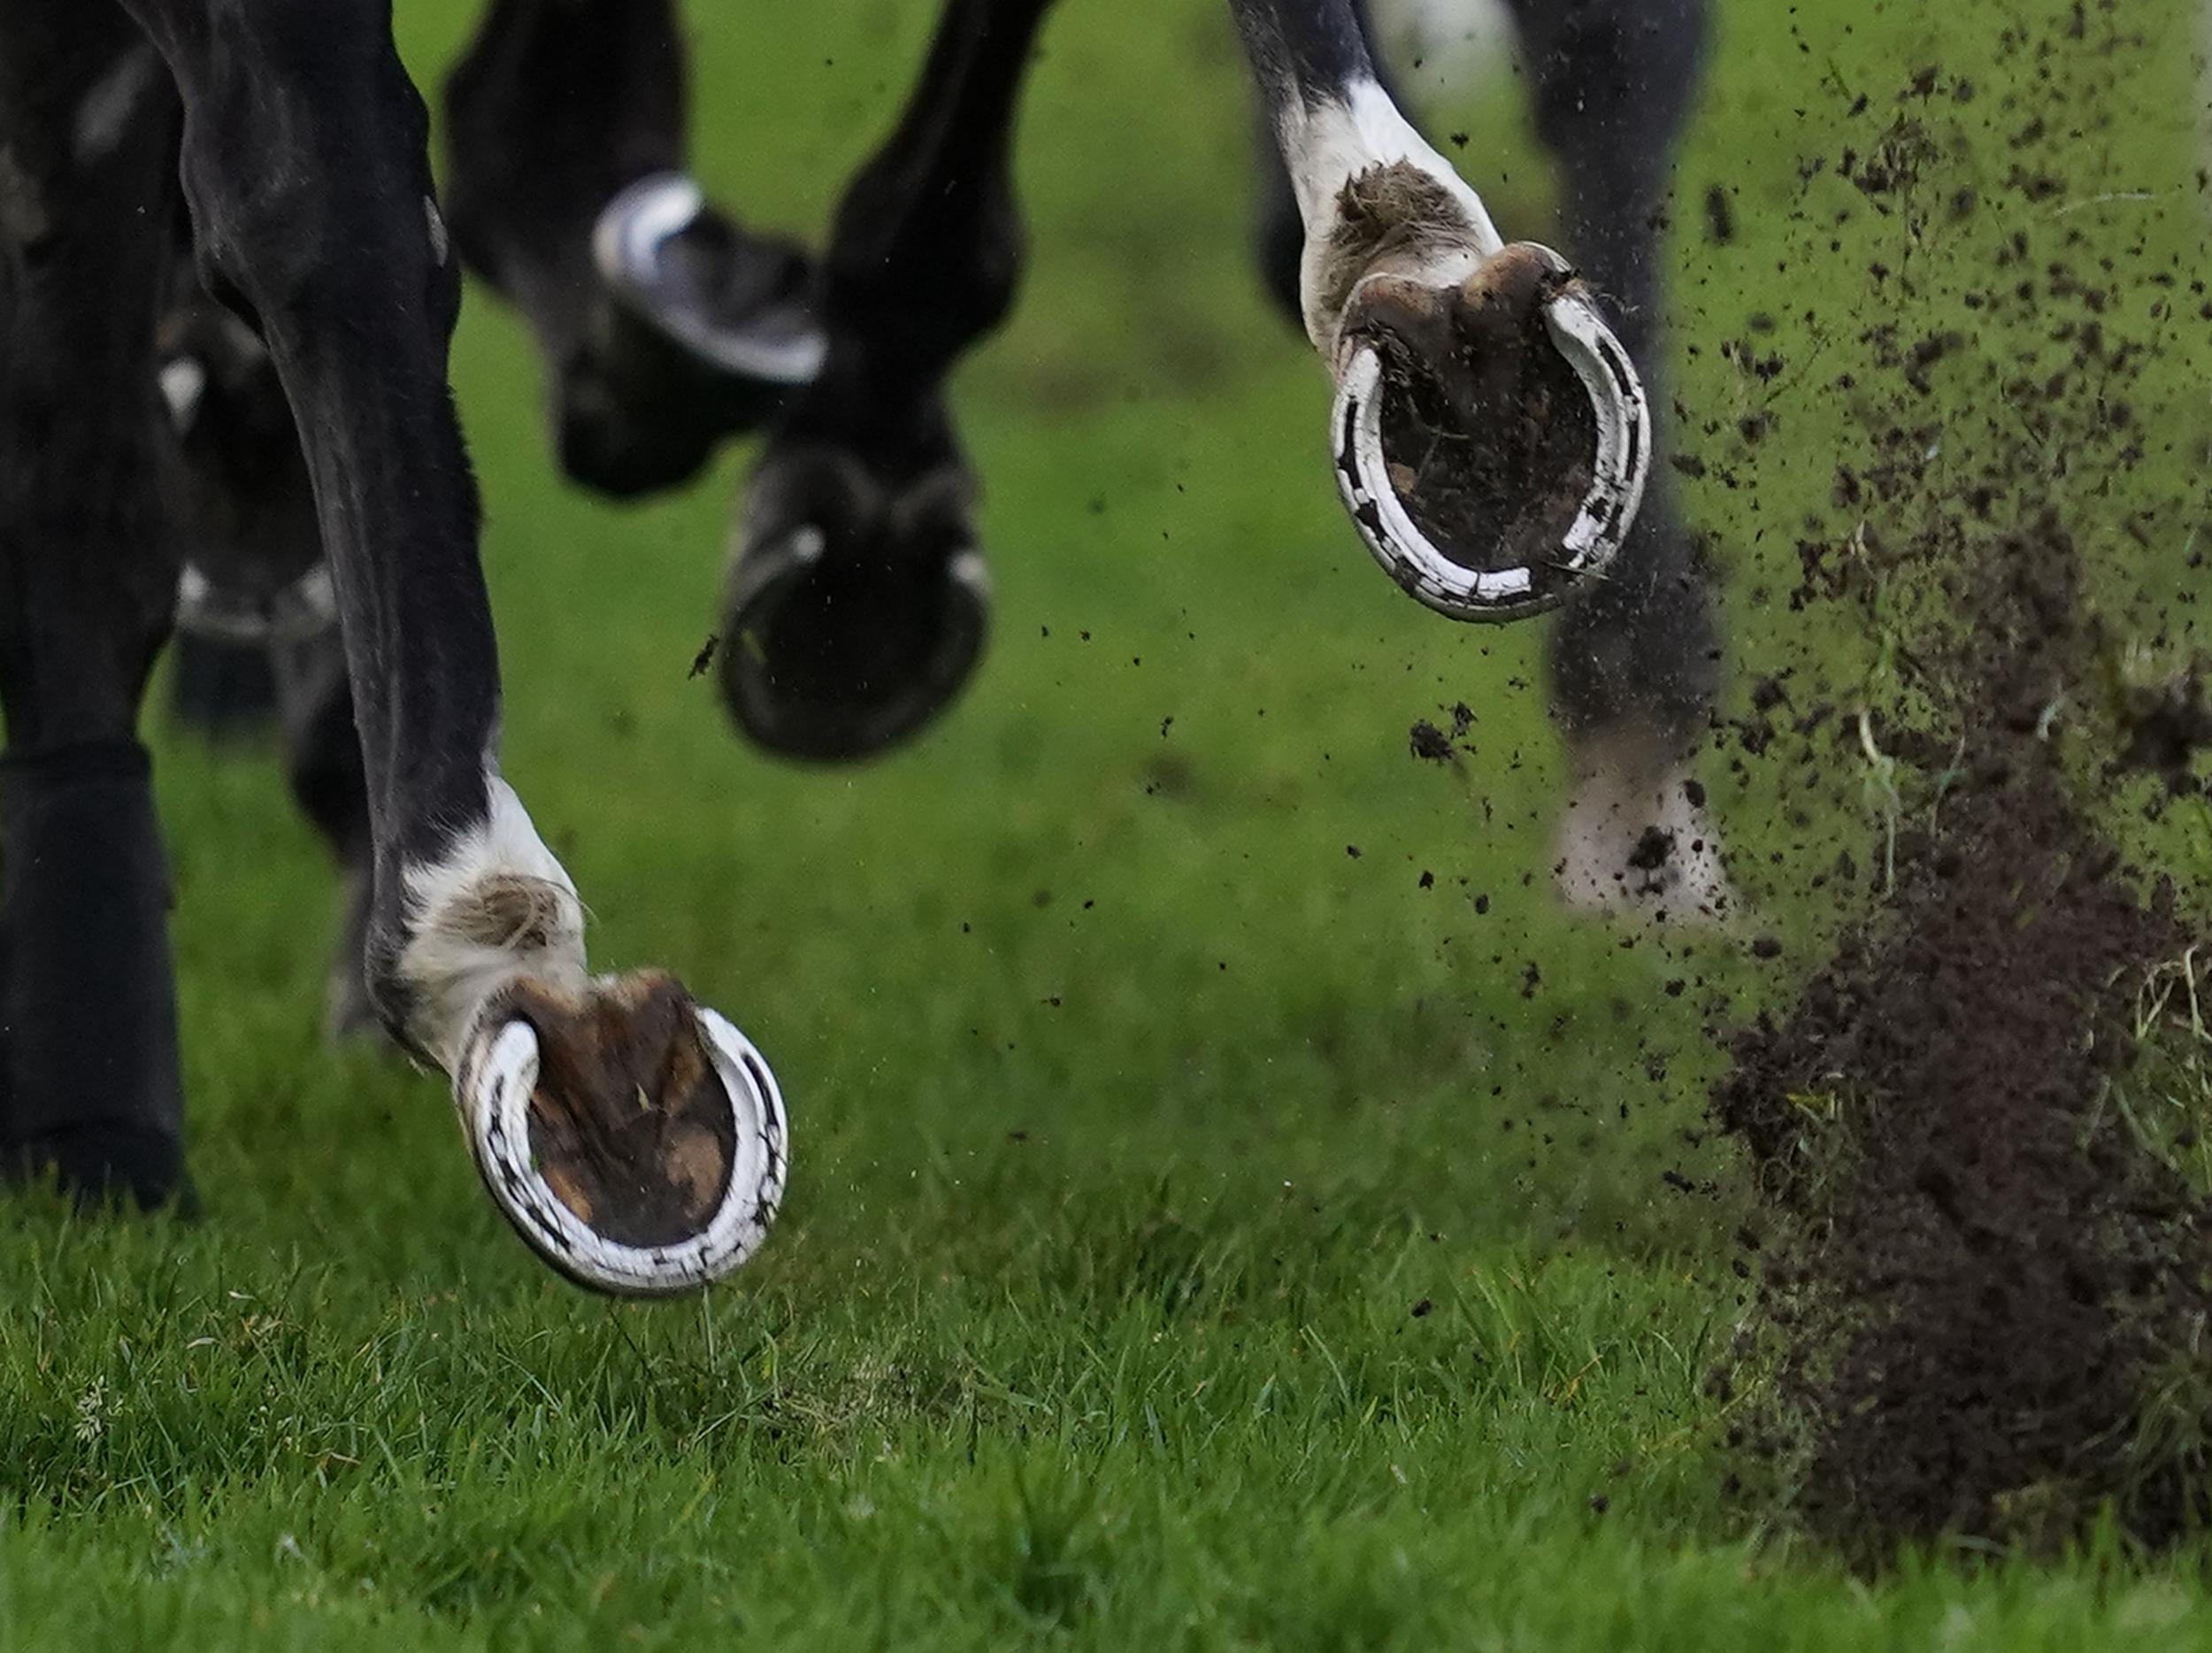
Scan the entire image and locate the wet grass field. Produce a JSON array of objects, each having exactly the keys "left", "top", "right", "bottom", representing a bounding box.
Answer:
[{"left": 4, "top": 0, "right": 2211, "bottom": 1645}]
